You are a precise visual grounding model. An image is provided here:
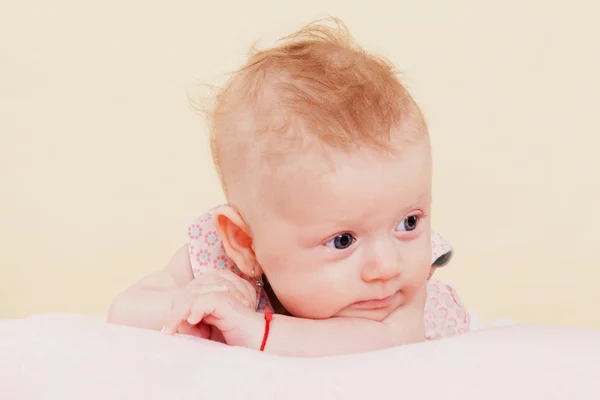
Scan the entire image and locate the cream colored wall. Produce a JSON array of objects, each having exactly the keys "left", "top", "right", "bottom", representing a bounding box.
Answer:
[{"left": 1, "top": 1, "right": 599, "bottom": 329}]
